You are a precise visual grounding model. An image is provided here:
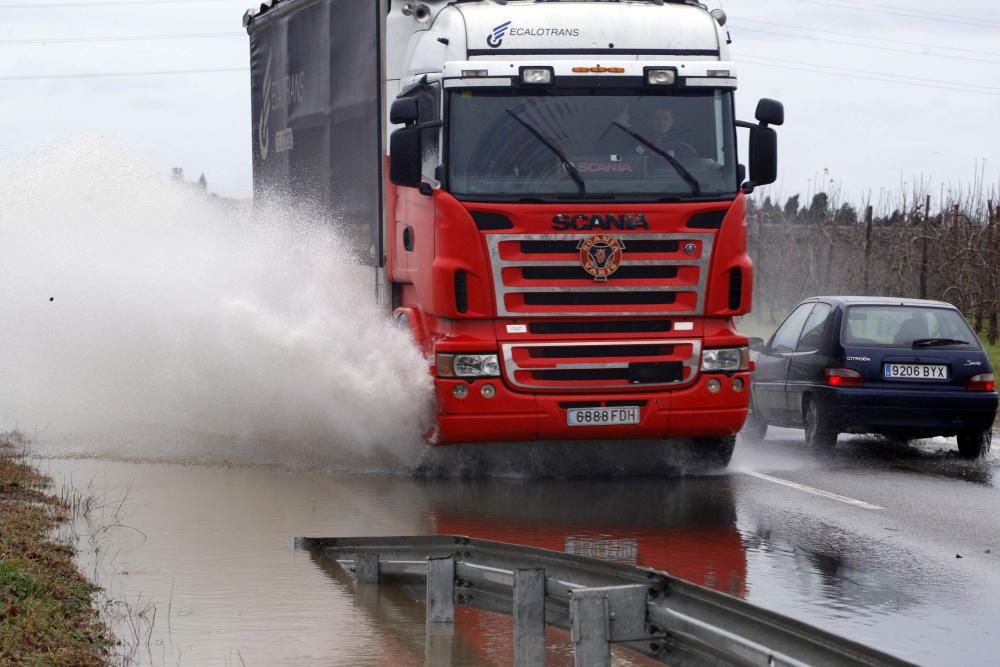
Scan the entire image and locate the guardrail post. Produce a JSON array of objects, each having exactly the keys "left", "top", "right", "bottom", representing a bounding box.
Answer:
[
  {"left": 354, "top": 553, "right": 379, "bottom": 584},
  {"left": 570, "top": 590, "right": 611, "bottom": 667},
  {"left": 514, "top": 568, "right": 546, "bottom": 666},
  {"left": 426, "top": 555, "right": 455, "bottom": 623},
  {"left": 425, "top": 623, "right": 455, "bottom": 664}
]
